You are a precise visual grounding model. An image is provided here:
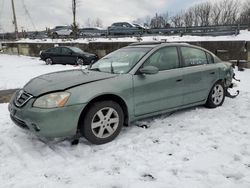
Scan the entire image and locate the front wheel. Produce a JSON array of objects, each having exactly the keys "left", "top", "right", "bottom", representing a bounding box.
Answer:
[
  {"left": 80, "top": 101, "right": 124, "bottom": 144},
  {"left": 76, "top": 57, "right": 85, "bottom": 65},
  {"left": 45, "top": 58, "right": 53, "bottom": 65},
  {"left": 205, "top": 81, "right": 225, "bottom": 108}
]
